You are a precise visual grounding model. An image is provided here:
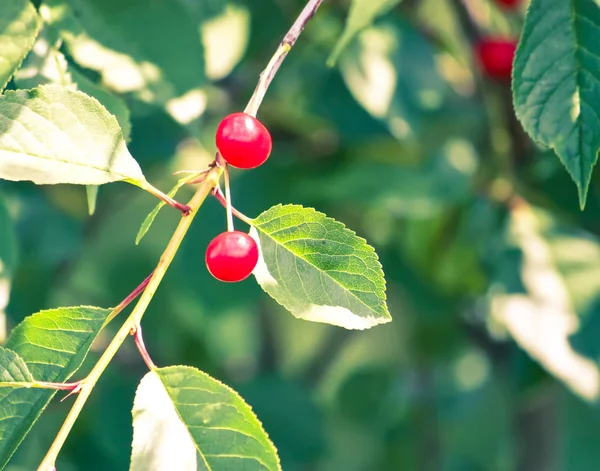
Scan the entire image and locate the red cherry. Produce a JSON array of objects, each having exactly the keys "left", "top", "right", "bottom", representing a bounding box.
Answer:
[
  {"left": 496, "top": 0, "right": 520, "bottom": 9},
  {"left": 216, "top": 112, "right": 272, "bottom": 169},
  {"left": 205, "top": 231, "right": 259, "bottom": 282},
  {"left": 475, "top": 38, "right": 517, "bottom": 81}
]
